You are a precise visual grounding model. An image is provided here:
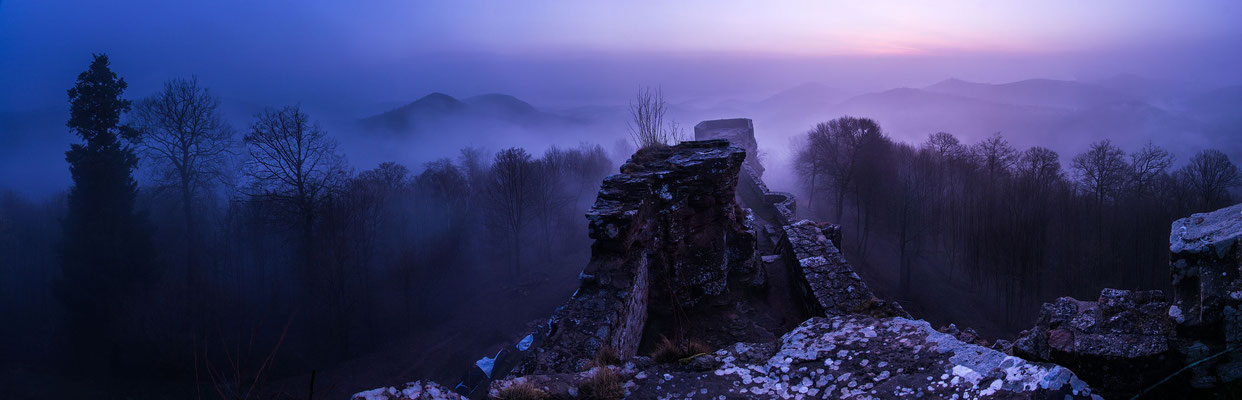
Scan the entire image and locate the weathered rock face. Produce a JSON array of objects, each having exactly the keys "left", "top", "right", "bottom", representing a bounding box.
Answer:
[
  {"left": 489, "top": 316, "right": 1099, "bottom": 399},
  {"left": 1170, "top": 202, "right": 1242, "bottom": 340},
  {"left": 1013, "top": 289, "right": 1179, "bottom": 398},
  {"left": 447, "top": 140, "right": 763, "bottom": 396},
  {"left": 356, "top": 119, "right": 1102, "bottom": 399},
  {"left": 1169, "top": 202, "right": 1242, "bottom": 391},
  {"left": 1009, "top": 202, "right": 1242, "bottom": 397},
  {"left": 605, "top": 140, "right": 761, "bottom": 310}
]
